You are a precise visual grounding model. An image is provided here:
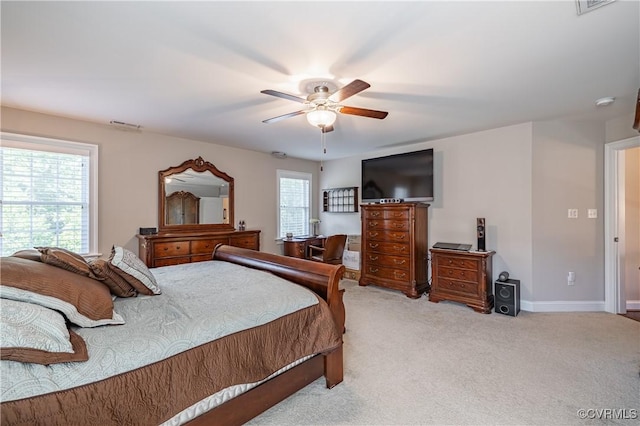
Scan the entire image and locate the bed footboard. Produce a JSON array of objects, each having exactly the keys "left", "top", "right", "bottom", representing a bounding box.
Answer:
[{"left": 212, "top": 244, "right": 345, "bottom": 334}]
